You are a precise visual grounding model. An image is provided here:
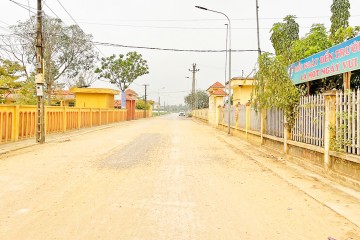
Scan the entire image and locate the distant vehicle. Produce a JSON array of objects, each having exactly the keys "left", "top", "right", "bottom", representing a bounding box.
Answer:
[{"left": 179, "top": 112, "right": 185, "bottom": 116}]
